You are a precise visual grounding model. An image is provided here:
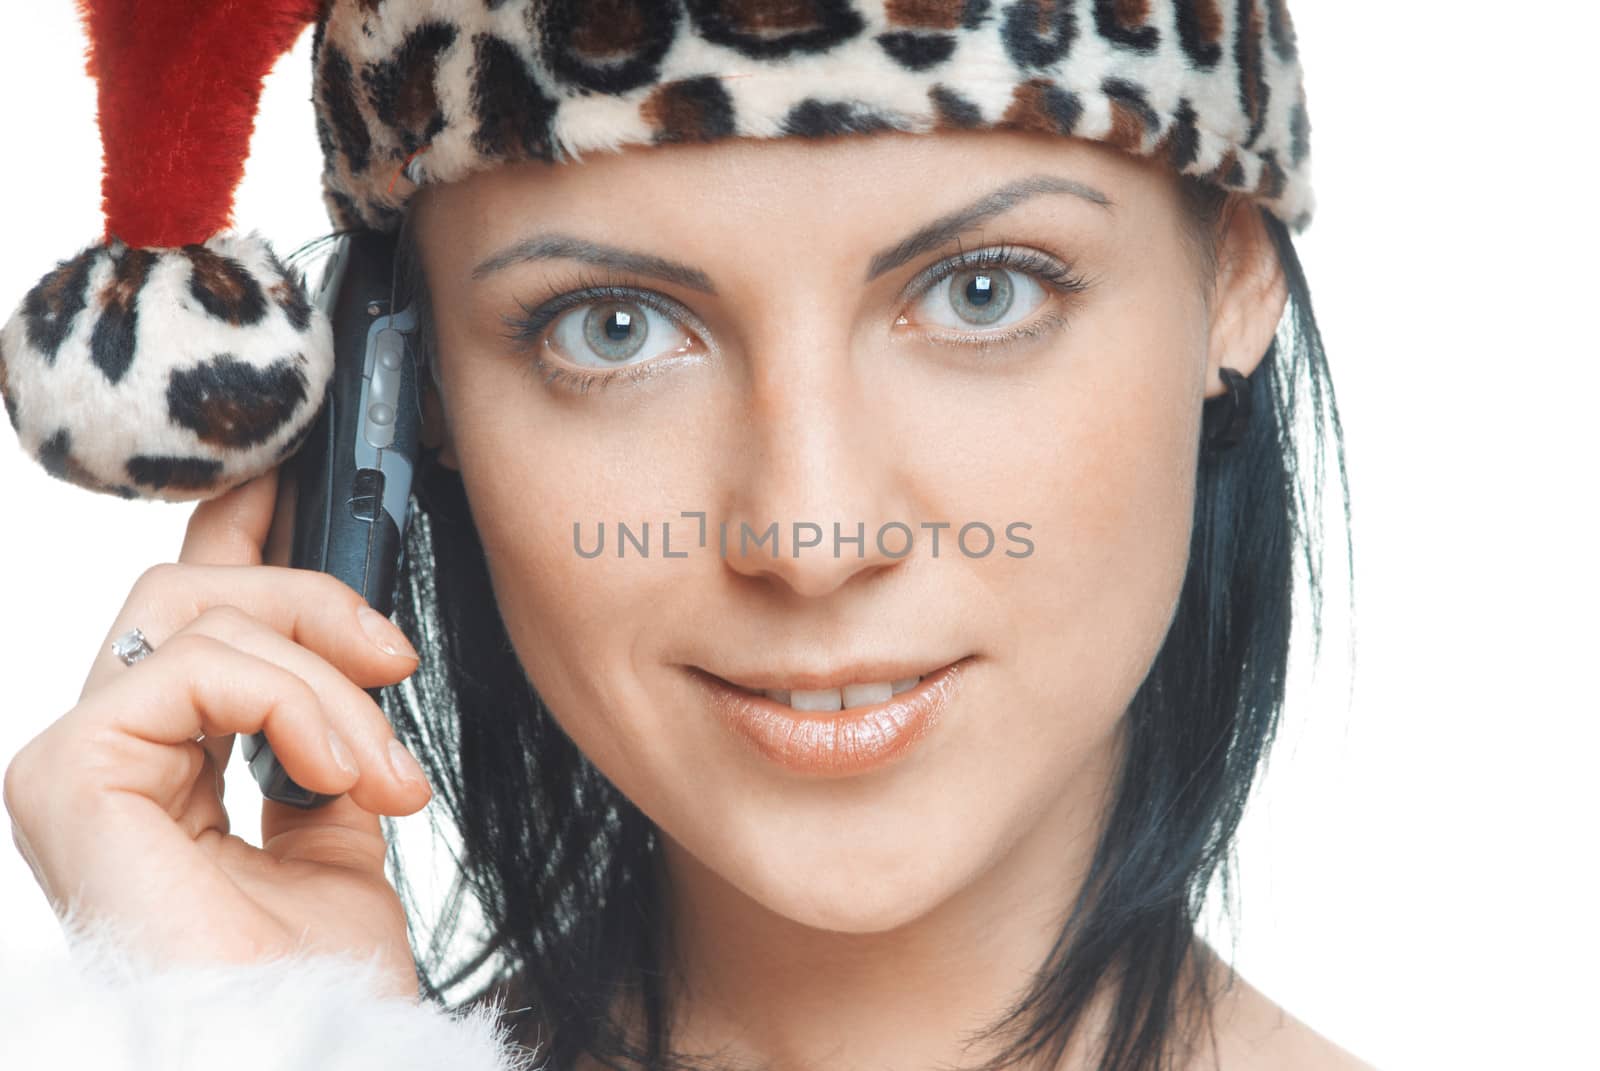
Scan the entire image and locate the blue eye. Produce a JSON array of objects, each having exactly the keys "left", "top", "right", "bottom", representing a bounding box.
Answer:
[
  {"left": 505, "top": 245, "right": 1092, "bottom": 394},
  {"left": 952, "top": 269, "right": 1012, "bottom": 323},
  {"left": 901, "top": 243, "right": 1090, "bottom": 342},
  {"left": 504, "top": 280, "right": 706, "bottom": 392},
  {"left": 549, "top": 298, "right": 694, "bottom": 368},
  {"left": 918, "top": 266, "right": 1042, "bottom": 329}
]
